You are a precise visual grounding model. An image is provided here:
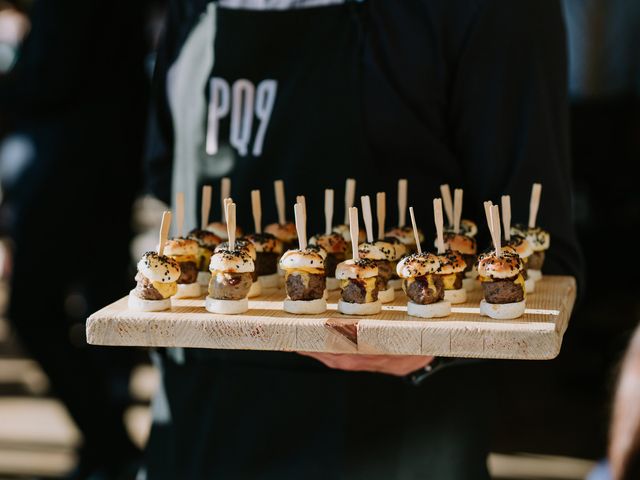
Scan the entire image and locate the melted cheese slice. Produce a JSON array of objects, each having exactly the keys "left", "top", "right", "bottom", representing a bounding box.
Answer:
[
  {"left": 284, "top": 266, "right": 325, "bottom": 275},
  {"left": 440, "top": 273, "right": 458, "bottom": 290},
  {"left": 151, "top": 281, "right": 178, "bottom": 299},
  {"left": 170, "top": 254, "right": 197, "bottom": 264},
  {"left": 339, "top": 277, "right": 378, "bottom": 303}
]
